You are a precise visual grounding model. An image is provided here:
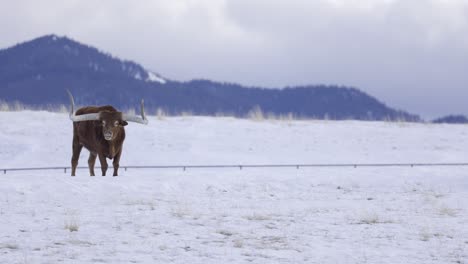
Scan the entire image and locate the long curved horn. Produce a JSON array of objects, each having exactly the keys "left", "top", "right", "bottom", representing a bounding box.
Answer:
[
  {"left": 122, "top": 99, "right": 148, "bottom": 125},
  {"left": 66, "top": 89, "right": 101, "bottom": 122}
]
